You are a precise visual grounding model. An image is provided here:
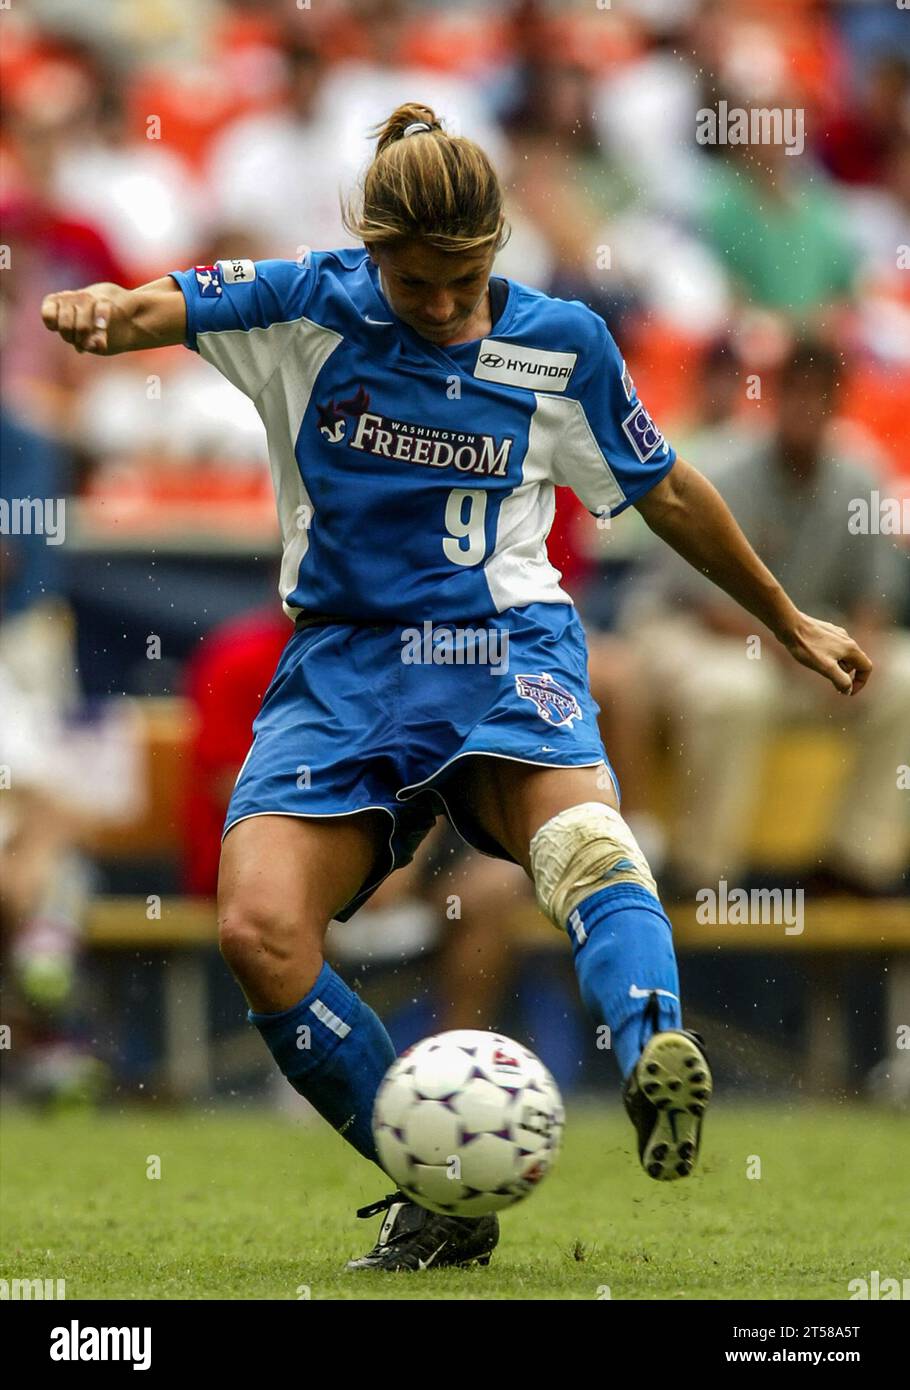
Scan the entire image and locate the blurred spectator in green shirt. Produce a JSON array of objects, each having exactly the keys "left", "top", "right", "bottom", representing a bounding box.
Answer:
[{"left": 703, "top": 138, "right": 857, "bottom": 320}]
